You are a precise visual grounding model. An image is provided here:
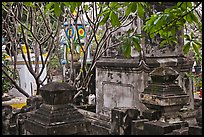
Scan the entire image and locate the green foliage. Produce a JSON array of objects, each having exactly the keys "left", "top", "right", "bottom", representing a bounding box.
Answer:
[
  {"left": 194, "top": 52, "right": 202, "bottom": 65},
  {"left": 132, "top": 36, "right": 141, "bottom": 52},
  {"left": 125, "top": 2, "right": 137, "bottom": 16},
  {"left": 54, "top": 2, "right": 61, "bottom": 17},
  {"left": 186, "top": 72, "right": 202, "bottom": 88},
  {"left": 44, "top": 2, "right": 82, "bottom": 16},
  {"left": 122, "top": 37, "right": 131, "bottom": 58},
  {"left": 99, "top": 11, "right": 110, "bottom": 26},
  {"left": 2, "top": 73, "right": 13, "bottom": 93},
  {"left": 125, "top": 2, "right": 146, "bottom": 18},
  {"left": 2, "top": 54, "right": 19, "bottom": 93},
  {"left": 110, "top": 11, "right": 121, "bottom": 27},
  {"left": 137, "top": 3, "right": 145, "bottom": 18},
  {"left": 183, "top": 42, "right": 191, "bottom": 54},
  {"left": 143, "top": 2, "right": 201, "bottom": 56},
  {"left": 24, "top": 2, "right": 35, "bottom": 7},
  {"left": 121, "top": 2, "right": 201, "bottom": 58},
  {"left": 64, "top": 2, "right": 81, "bottom": 13},
  {"left": 122, "top": 35, "right": 142, "bottom": 58},
  {"left": 98, "top": 2, "right": 122, "bottom": 27},
  {"left": 44, "top": 2, "right": 54, "bottom": 14},
  {"left": 49, "top": 55, "right": 61, "bottom": 69},
  {"left": 3, "top": 2, "right": 202, "bottom": 61},
  {"left": 109, "top": 2, "right": 118, "bottom": 8},
  {"left": 183, "top": 32, "right": 202, "bottom": 64}
]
